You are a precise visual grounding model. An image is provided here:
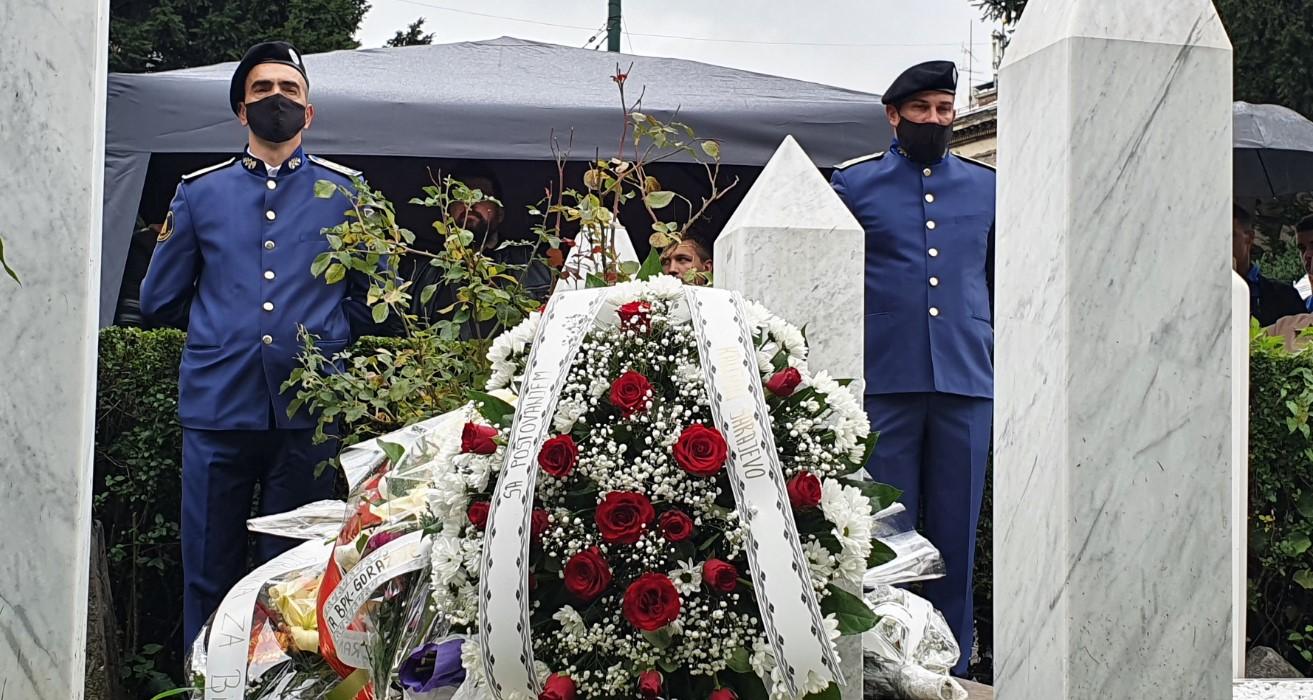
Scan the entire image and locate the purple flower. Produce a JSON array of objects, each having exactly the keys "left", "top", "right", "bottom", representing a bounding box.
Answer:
[{"left": 398, "top": 638, "right": 466, "bottom": 693}]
